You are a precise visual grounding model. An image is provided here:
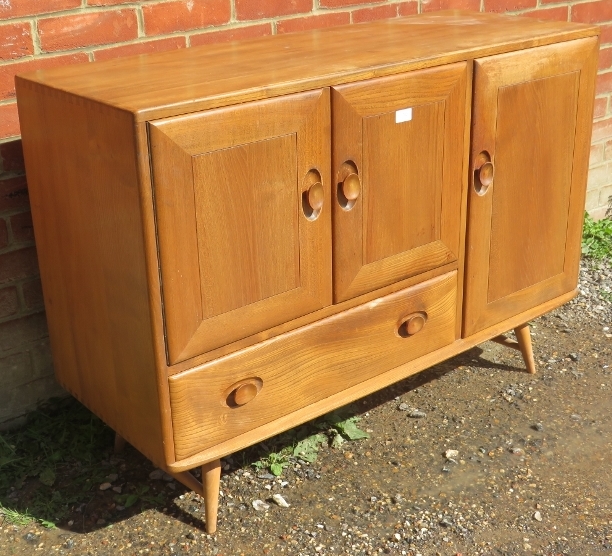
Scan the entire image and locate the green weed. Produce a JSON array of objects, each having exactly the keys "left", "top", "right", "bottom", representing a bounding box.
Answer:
[
  {"left": 252, "top": 405, "right": 369, "bottom": 476},
  {"left": 582, "top": 212, "right": 612, "bottom": 259}
]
